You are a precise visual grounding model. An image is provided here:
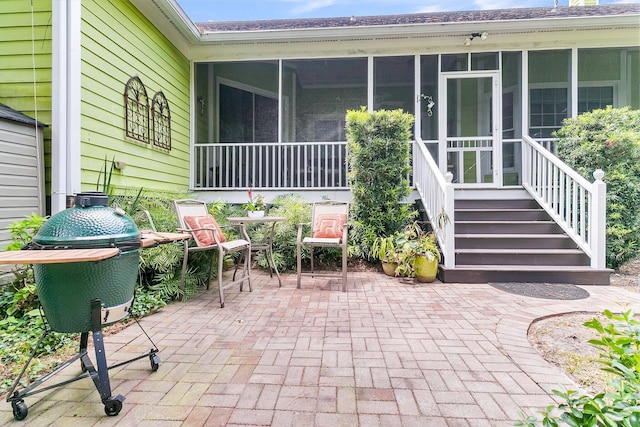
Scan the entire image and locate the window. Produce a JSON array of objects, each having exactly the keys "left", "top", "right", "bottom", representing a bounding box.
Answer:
[
  {"left": 124, "top": 76, "right": 149, "bottom": 144},
  {"left": 578, "top": 86, "right": 614, "bottom": 113},
  {"left": 151, "top": 91, "right": 171, "bottom": 150},
  {"left": 529, "top": 88, "right": 568, "bottom": 138}
]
